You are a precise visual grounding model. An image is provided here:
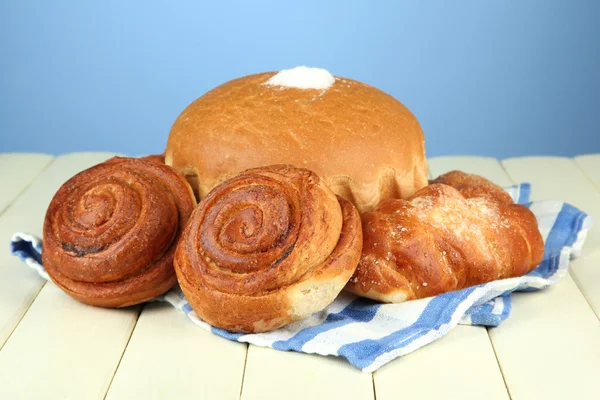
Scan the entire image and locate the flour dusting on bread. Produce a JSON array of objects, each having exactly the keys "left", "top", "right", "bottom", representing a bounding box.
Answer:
[{"left": 264, "top": 66, "right": 335, "bottom": 90}]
